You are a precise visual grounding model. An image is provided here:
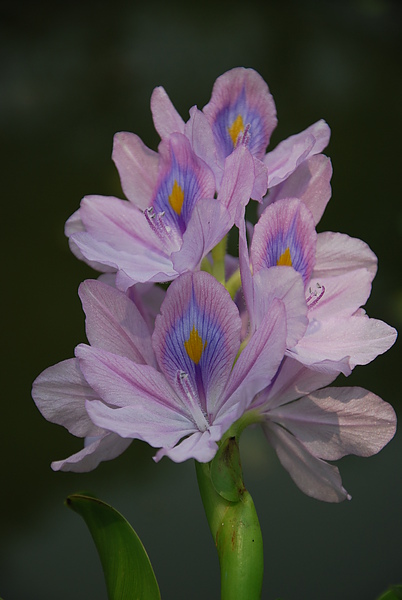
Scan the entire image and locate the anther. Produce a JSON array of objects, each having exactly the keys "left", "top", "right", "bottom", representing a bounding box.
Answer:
[{"left": 307, "top": 282, "right": 326, "bottom": 308}]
